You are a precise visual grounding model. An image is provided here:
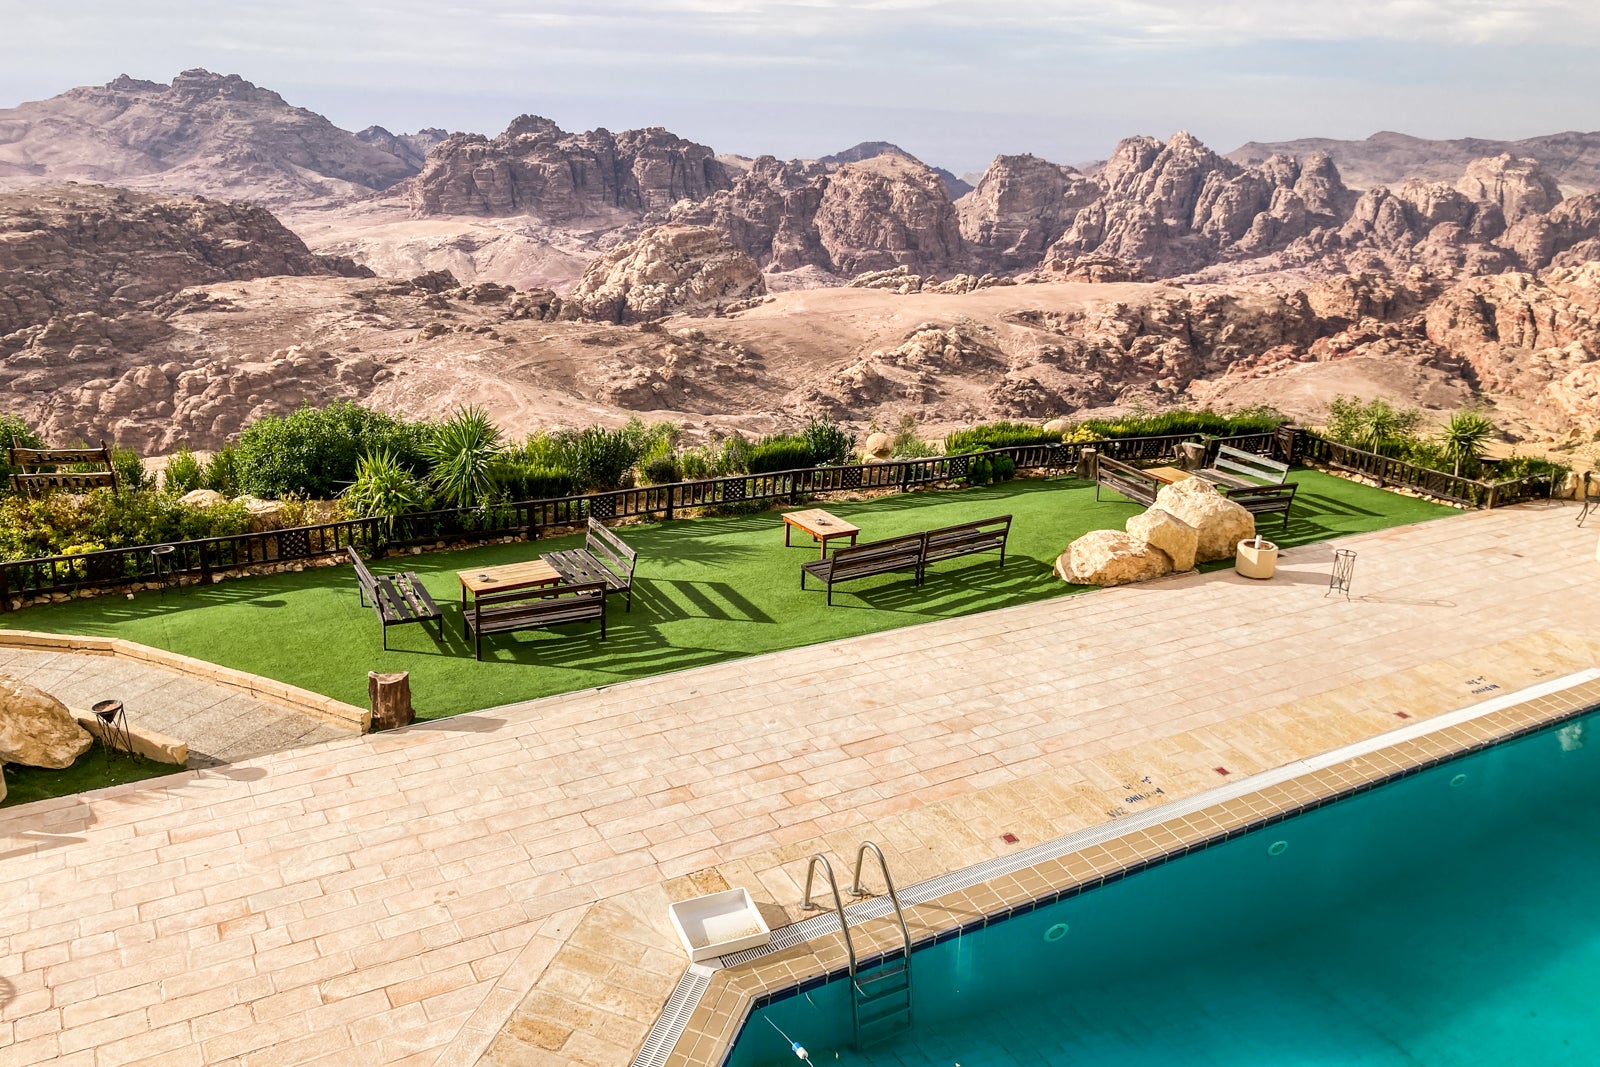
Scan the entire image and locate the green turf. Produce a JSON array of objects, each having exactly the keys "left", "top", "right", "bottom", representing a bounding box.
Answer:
[
  {"left": 9, "top": 473, "right": 1452, "bottom": 724},
  {"left": 2, "top": 746, "right": 182, "bottom": 807}
]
